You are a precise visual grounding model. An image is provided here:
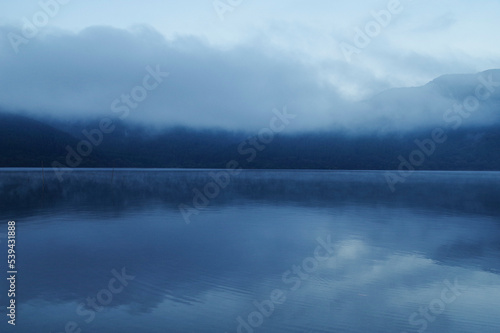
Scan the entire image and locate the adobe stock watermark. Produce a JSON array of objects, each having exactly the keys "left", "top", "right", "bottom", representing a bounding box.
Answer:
[
  {"left": 178, "top": 106, "right": 296, "bottom": 224},
  {"left": 213, "top": 0, "right": 244, "bottom": 21},
  {"left": 400, "top": 278, "right": 466, "bottom": 333},
  {"left": 234, "top": 235, "right": 336, "bottom": 333},
  {"left": 385, "top": 72, "right": 500, "bottom": 192},
  {"left": 55, "top": 267, "right": 135, "bottom": 333},
  {"left": 7, "top": 0, "right": 71, "bottom": 54},
  {"left": 339, "top": 0, "right": 412, "bottom": 62},
  {"left": 51, "top": 65, "right": 169, "bottom": 181}
]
